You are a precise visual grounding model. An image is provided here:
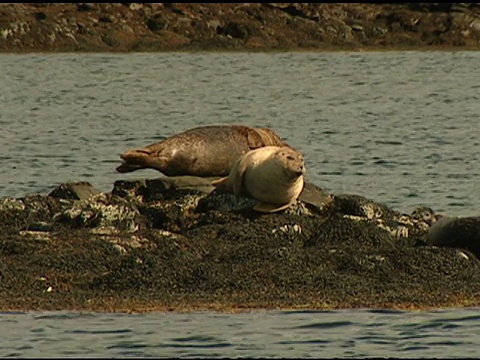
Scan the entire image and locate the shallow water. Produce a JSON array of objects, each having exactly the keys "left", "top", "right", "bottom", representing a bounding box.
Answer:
[
  {"left": 1, "top": 51, "right": 480, "bottom": 357},
  {"left": 2, "top": 308, "right": 480, "bottom": 358},
  {"left": 1, "top": 51, "right": 479, "bottom": 216}
]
